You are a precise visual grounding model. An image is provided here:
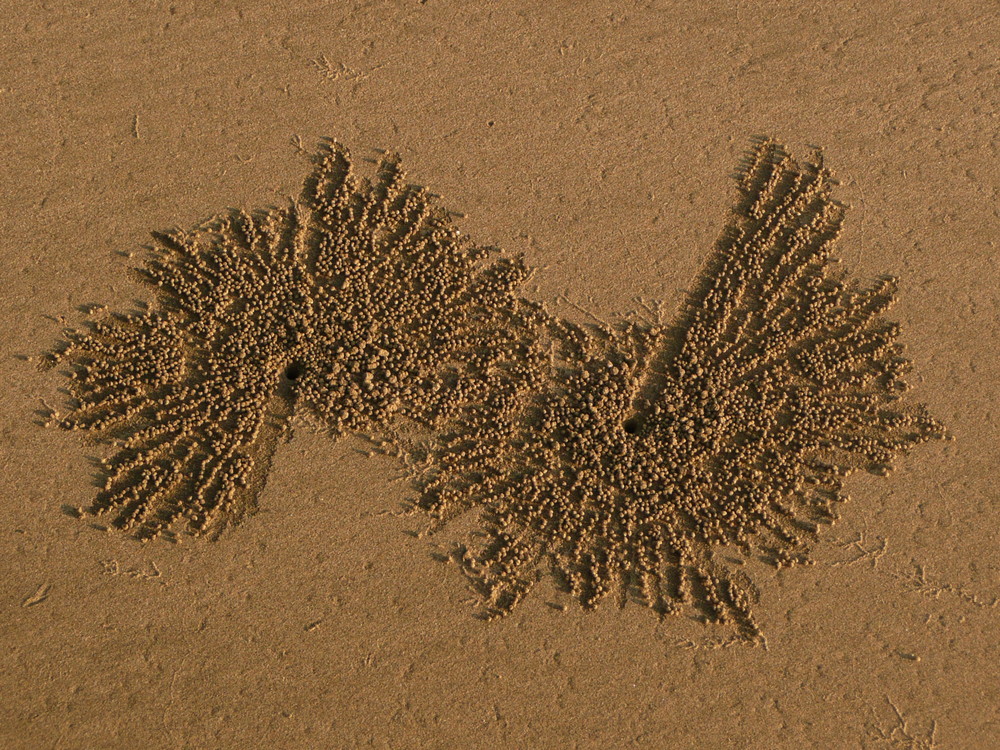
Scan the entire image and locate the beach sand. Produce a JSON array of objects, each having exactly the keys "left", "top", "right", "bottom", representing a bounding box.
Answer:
[{"left": 1, "top": 1, "right": 997, "bottom": 747}]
